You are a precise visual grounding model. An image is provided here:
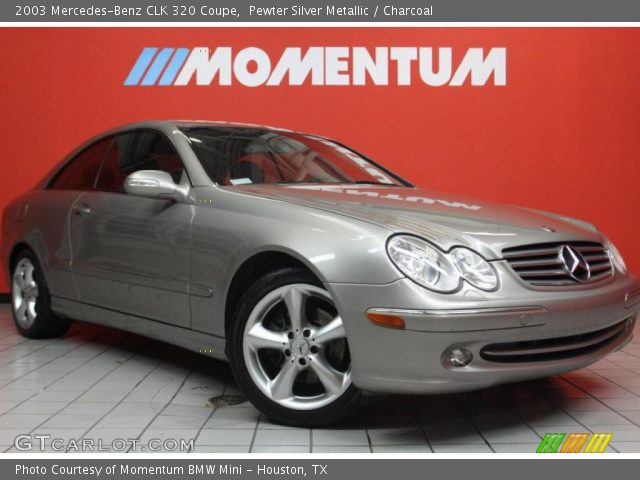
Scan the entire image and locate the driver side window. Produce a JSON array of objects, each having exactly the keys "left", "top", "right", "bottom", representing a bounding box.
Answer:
[
  {"left": 49, "top": 137, "right": 113, "bottom": 191},
  {"left": 95, "top": 131, "right": 186, "bottom": 193}
]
